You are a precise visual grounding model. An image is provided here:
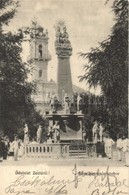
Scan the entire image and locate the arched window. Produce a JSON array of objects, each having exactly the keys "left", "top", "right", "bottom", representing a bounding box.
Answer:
[
  {"left": 38, "top": 44, "right": 42, "bottom": 58},
  {"left": 39, "top": 70, "right": 42, "bottom": 78}
]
